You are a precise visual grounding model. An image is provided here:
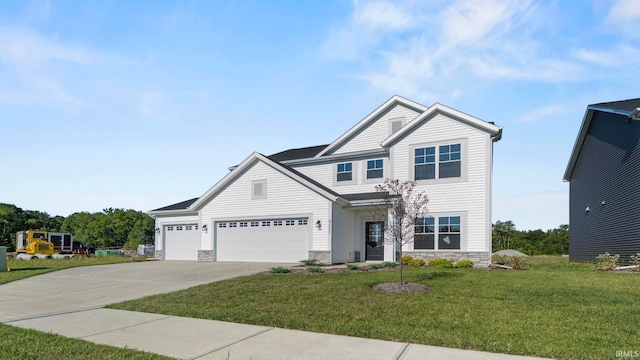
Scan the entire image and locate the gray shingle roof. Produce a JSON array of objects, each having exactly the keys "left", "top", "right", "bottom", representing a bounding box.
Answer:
[
  {"left": 592, "top": 98, "right": 640, "bottom": 112},
  {"left": 340, "top": 192, "right": 393, "bottom": 201},
  {"left": 267, "top": 145, "right": 329, "bottom": 162},
  {"left": 152, "top": 198, "right": 198, "bottom": 211}
]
